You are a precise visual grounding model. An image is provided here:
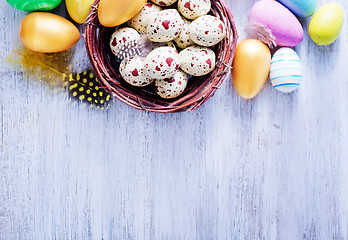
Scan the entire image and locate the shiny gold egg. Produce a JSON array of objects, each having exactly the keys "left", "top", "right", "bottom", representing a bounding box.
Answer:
[
  {"left": 20, "top": 12, "right": 80, "bottom": 53},
  {"left": 98, "top": 0, "right": 147, "bottom": 27},
  {"left": 66, "top": 0, "right": 94, "bottom": 24},
  {"left": 232, "top": 39, "right": 271, "bottom": 99}
]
